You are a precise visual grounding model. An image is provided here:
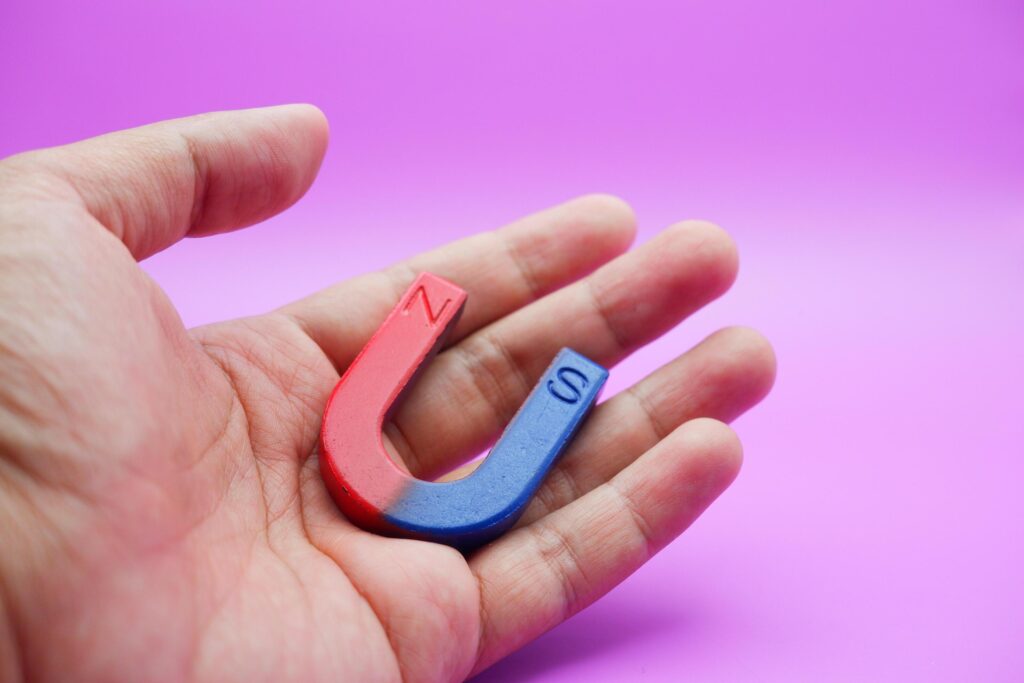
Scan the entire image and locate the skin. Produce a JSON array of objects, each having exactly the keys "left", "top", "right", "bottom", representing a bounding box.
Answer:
[{"left": 0, "top": 105, "right": 776, "bottom": 683}]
